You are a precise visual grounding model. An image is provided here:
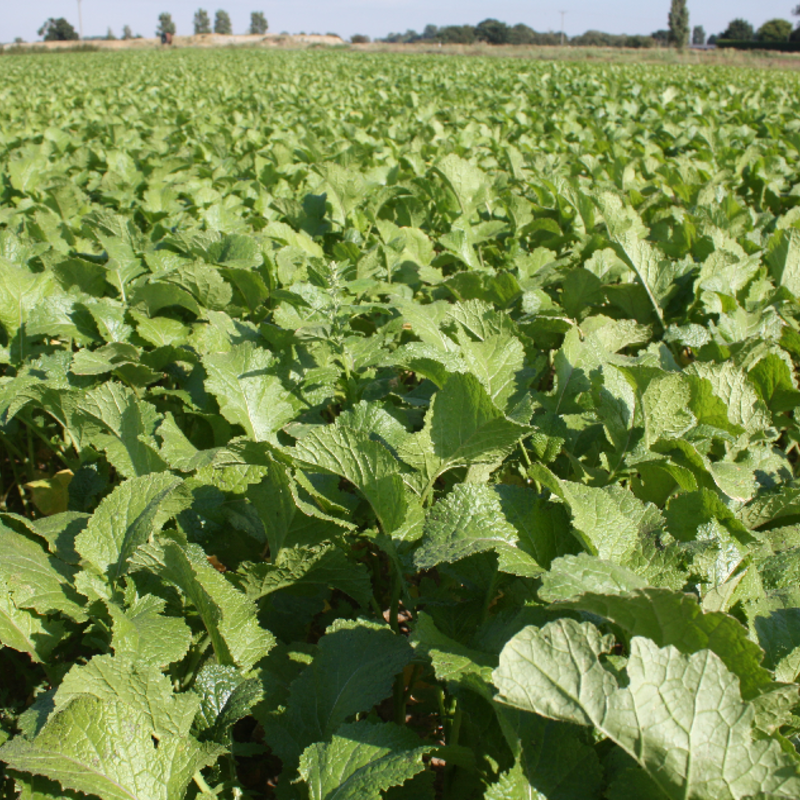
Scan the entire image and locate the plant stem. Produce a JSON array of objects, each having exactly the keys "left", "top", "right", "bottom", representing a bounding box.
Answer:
[
  {"left": 393, "top": 671, "right": 406, "bottom": 725},
  {"left": 192, "top": 771, "right": 215, "bottom": 796},
  {"left": 7, "top": 454, "right": 31, "bottom": 515}
]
